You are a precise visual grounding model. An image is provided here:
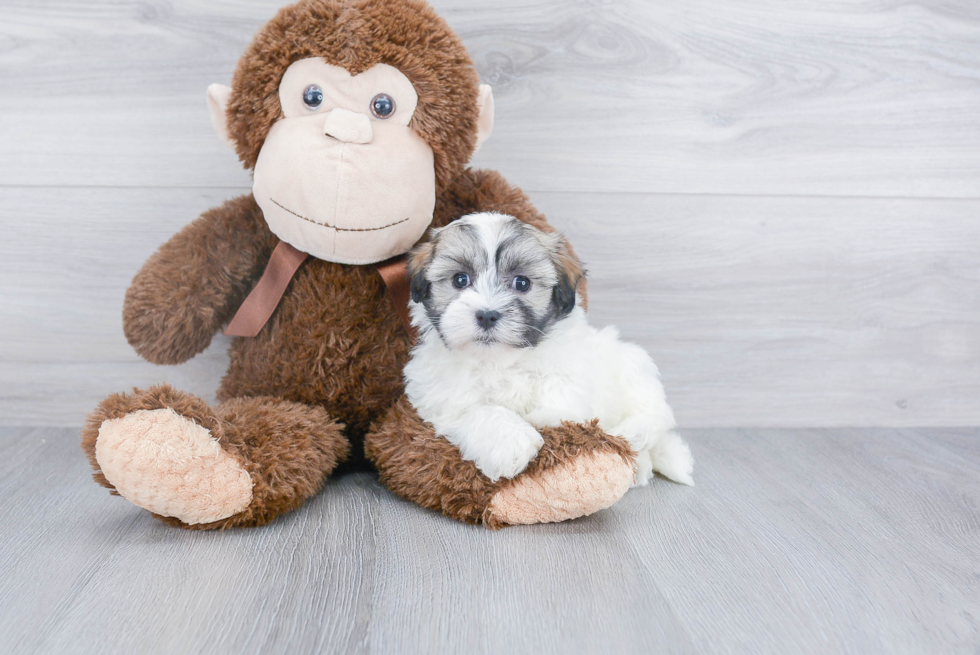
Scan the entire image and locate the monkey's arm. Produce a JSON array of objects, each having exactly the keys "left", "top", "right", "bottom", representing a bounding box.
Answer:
[{"left": 123, "top": 194, "right": 277, "bottom": 365}]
